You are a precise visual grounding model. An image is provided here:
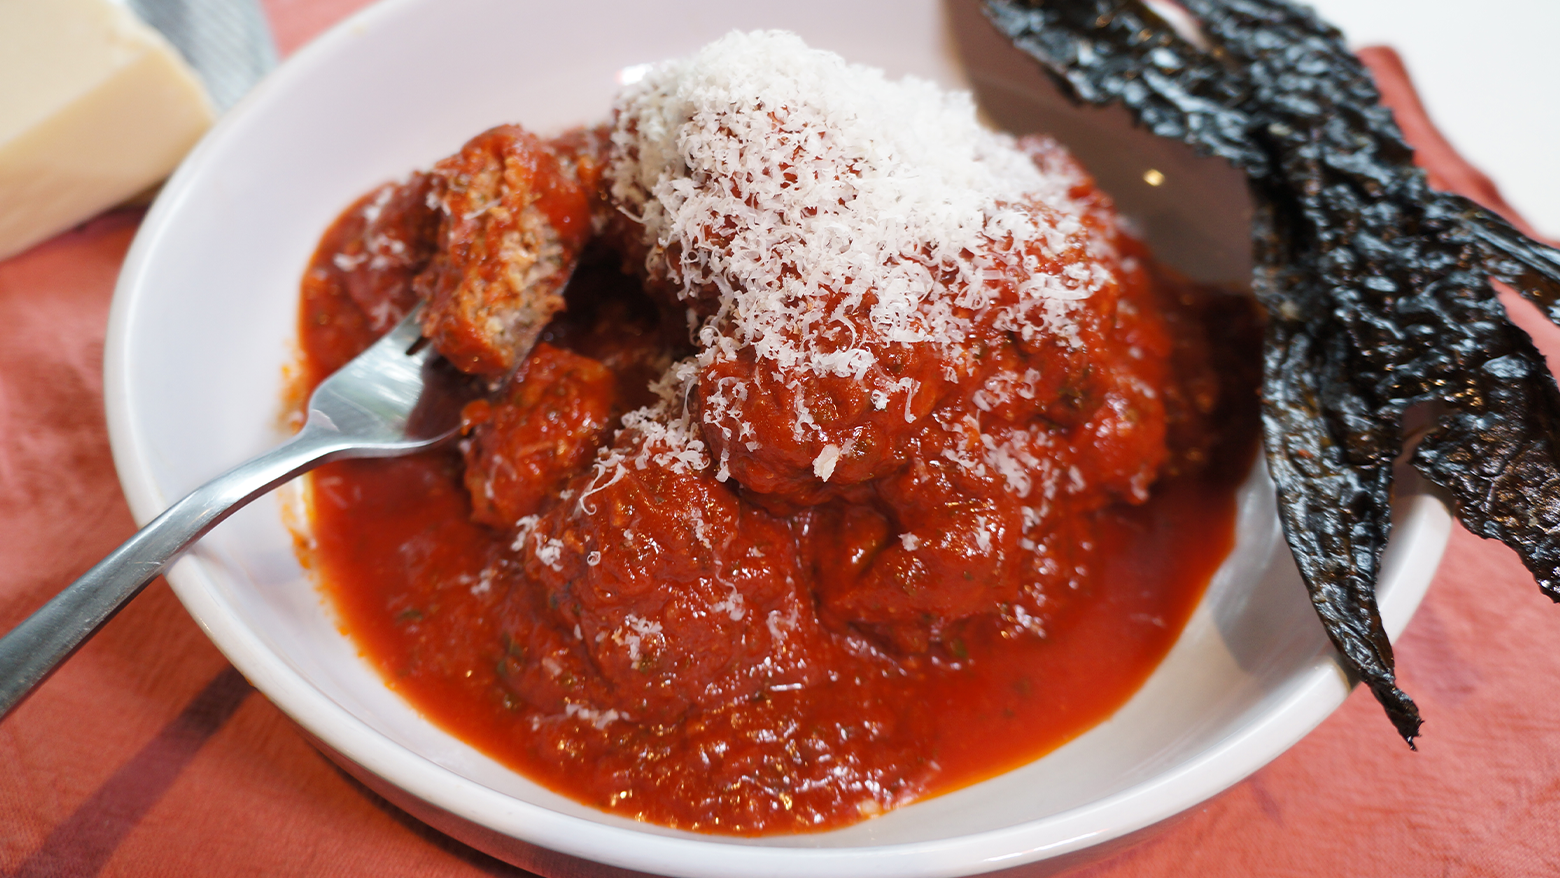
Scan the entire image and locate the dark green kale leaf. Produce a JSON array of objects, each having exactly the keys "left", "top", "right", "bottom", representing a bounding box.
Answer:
[{"left": 985, "top": 0, "right": 1560, "bottom": 745}]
